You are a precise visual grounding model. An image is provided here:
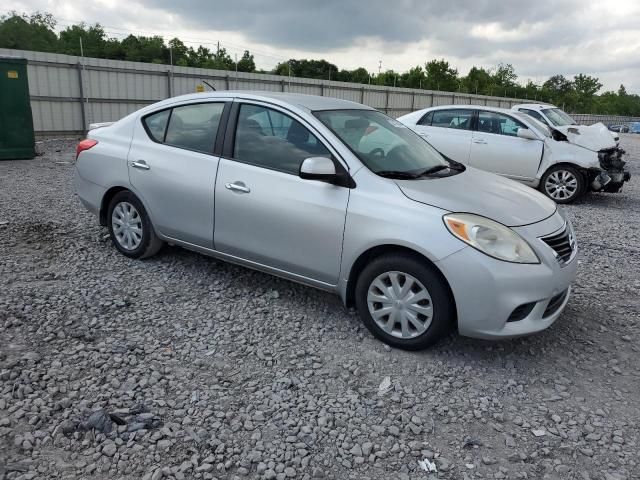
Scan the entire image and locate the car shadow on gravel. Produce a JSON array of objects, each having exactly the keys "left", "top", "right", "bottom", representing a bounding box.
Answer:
[{"left": 149, "top": 244, "right": 597, "bottom": 370}]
